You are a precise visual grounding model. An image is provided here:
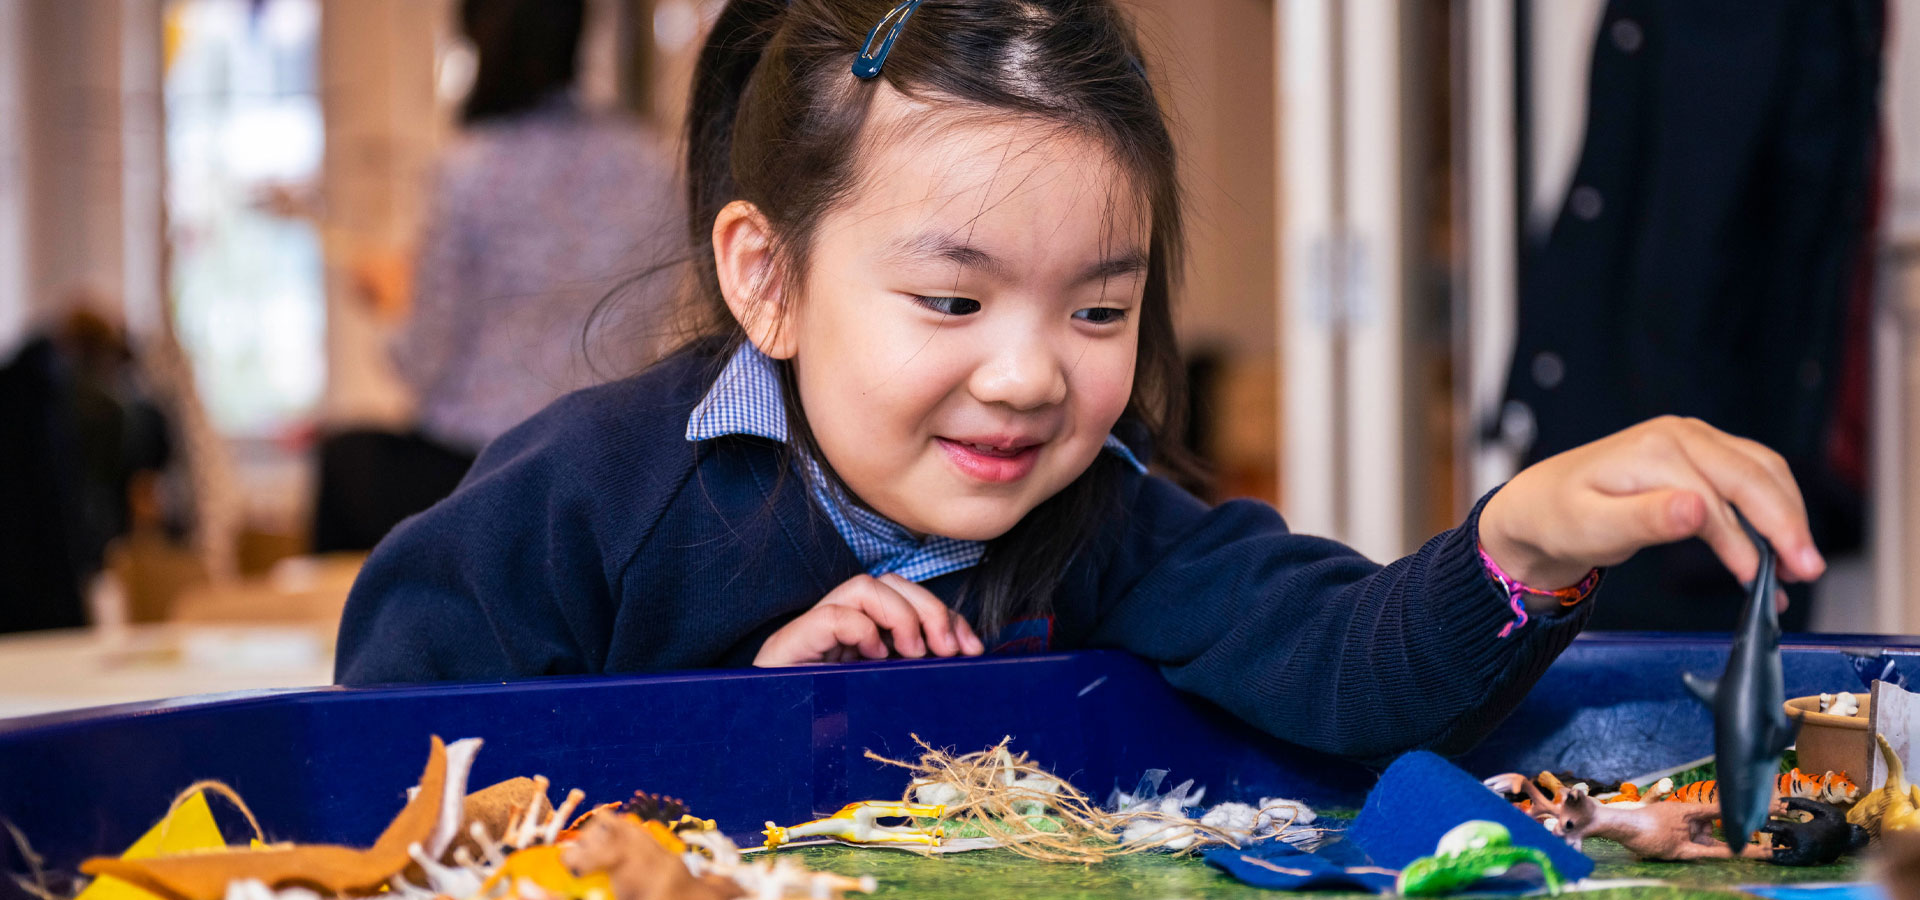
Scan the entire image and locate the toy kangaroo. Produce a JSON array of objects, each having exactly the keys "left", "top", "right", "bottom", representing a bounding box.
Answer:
[
  {"left": 1683, "top": 508, "right": 1797, "bottom": 856},
  {"left": 1493, "top": 773, "right": 1768, "bottom": 861},
  {"left": 1847, "top": 733, "right": 1920, "bottom": 836}
]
